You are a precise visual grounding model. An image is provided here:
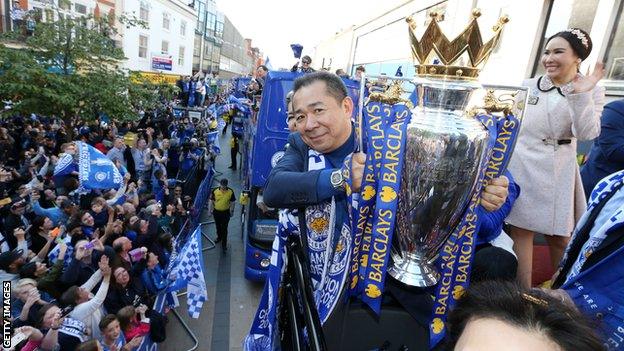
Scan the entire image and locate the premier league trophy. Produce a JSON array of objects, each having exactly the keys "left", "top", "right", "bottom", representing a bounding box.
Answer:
[{"left": 384, "top": 10, "right": 512, "bottom": 287}]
